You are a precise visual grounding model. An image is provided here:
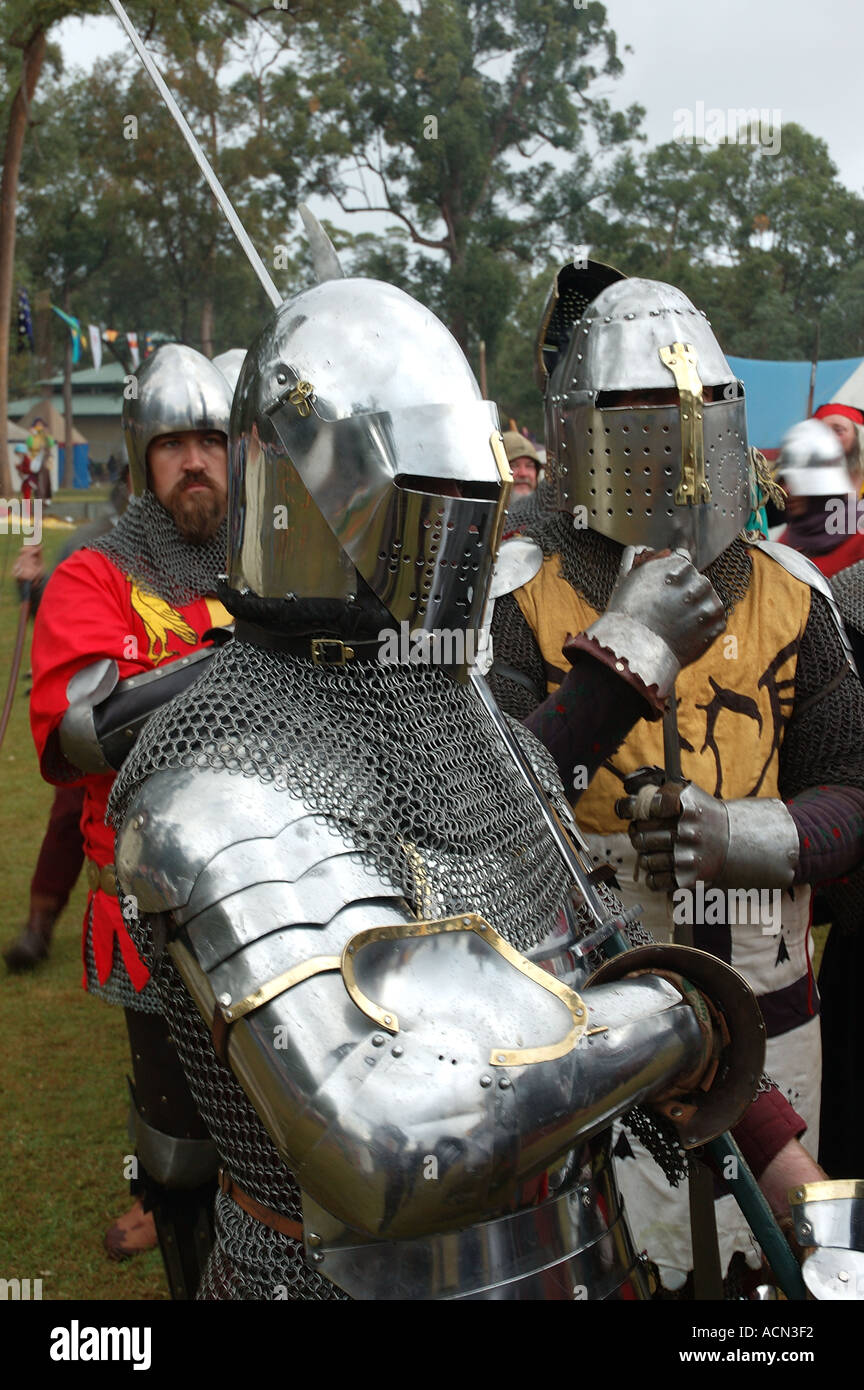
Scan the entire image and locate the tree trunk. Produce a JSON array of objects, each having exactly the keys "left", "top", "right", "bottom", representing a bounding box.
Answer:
[
  {"left": 62, "top": 285, "right": 74, "bottom": 489},
  {"left": 0, "top": 29, "right": 48, "bottom": 497}
]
